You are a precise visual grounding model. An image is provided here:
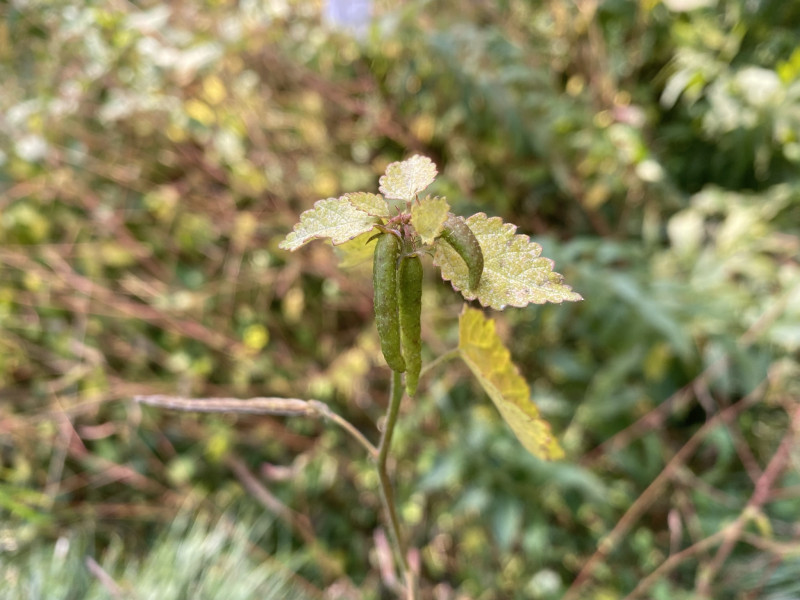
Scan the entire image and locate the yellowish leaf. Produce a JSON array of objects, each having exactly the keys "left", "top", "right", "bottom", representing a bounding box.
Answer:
[
  {"left": 202, "top": 75, "right": 227, "bottom": 105},
  {"left": 335, "top": 231, "right": 377, "bottom": 268},
  {"left": 242, "top": 324, "right": 269, "bottom": 351},
  {"left": 458, "top": 306, "right": 564, "bottom": 460},
  {"left": 411, "top": 195, "right": 450, "bottom": 245},
  {"left": 185, "top": 98, "right": 215, "bottom": 126},
  {"left": 343, "top": 192, "right": 390, "bottom": 217}
]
